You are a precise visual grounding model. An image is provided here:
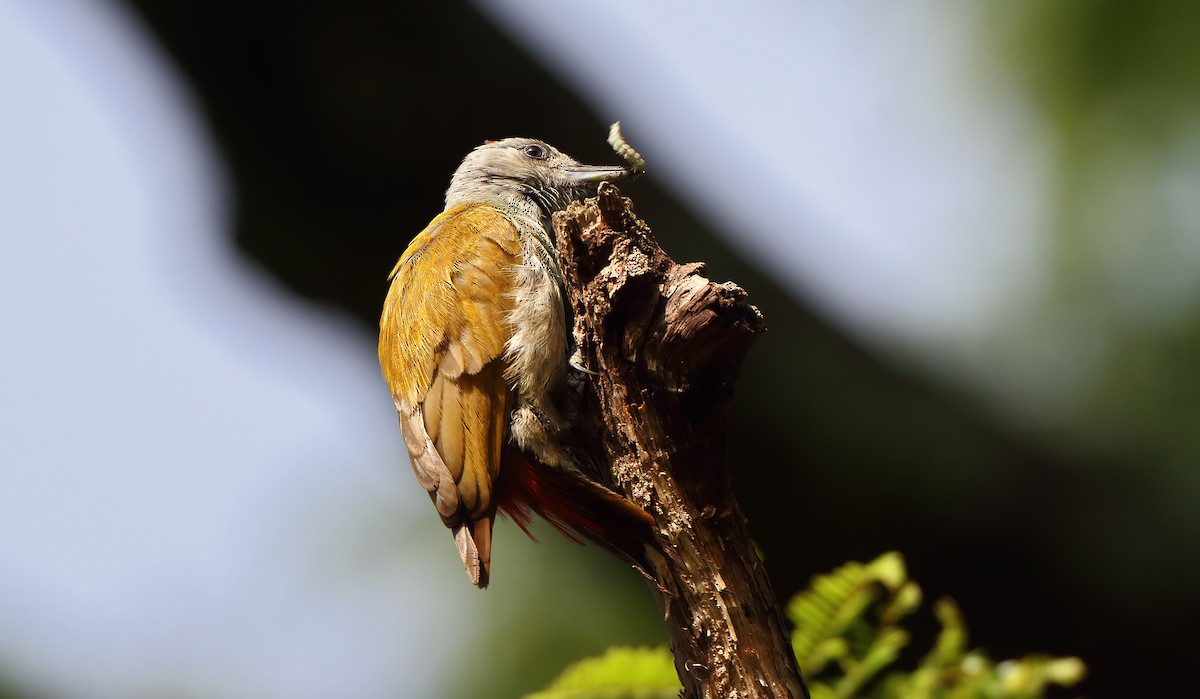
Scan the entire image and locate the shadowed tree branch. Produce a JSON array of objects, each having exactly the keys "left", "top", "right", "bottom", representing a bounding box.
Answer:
[{"left": 554, "top": 182, "right": 809, "bottom": 699}]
